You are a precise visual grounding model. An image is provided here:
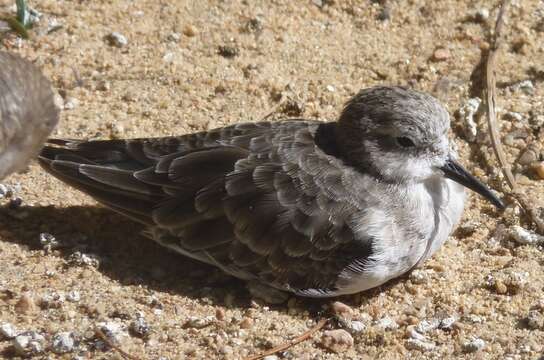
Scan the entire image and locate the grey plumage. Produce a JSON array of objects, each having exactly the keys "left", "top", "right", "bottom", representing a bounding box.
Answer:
[
  {"left": 0, "top": 51, "right": 59, "bottom": 180},
  {"left": 38, "top": 86, "right": 502, "bottom": 297}
]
